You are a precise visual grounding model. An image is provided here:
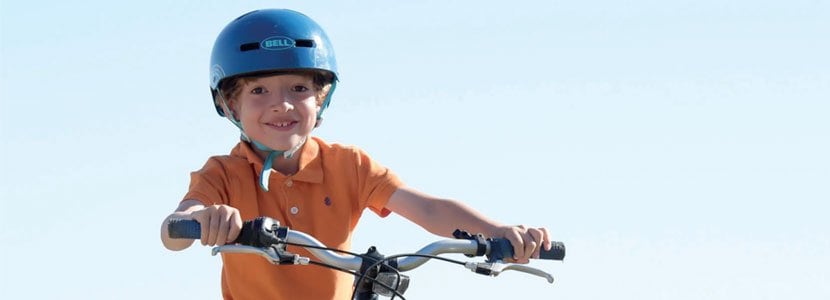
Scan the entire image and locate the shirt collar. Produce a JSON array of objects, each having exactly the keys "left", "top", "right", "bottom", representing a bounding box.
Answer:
[{"left": 231, "top": 138, "right": 323, "bottom": 183}]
